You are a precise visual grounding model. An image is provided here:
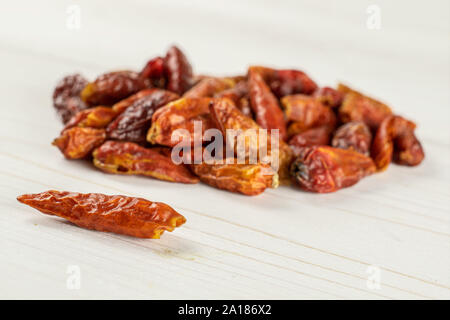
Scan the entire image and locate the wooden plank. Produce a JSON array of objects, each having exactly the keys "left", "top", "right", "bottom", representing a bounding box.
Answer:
[{"left": 0, "top": 0, "right": 449, "bottom": 299}]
